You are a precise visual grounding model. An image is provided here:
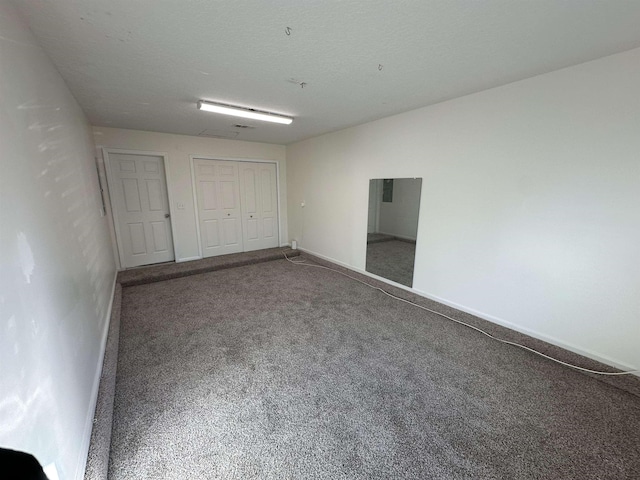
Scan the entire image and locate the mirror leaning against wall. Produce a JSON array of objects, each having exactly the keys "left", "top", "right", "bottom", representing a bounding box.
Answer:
[{"left": 366, "top": 178, "right": 422, "bottom": 287}]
